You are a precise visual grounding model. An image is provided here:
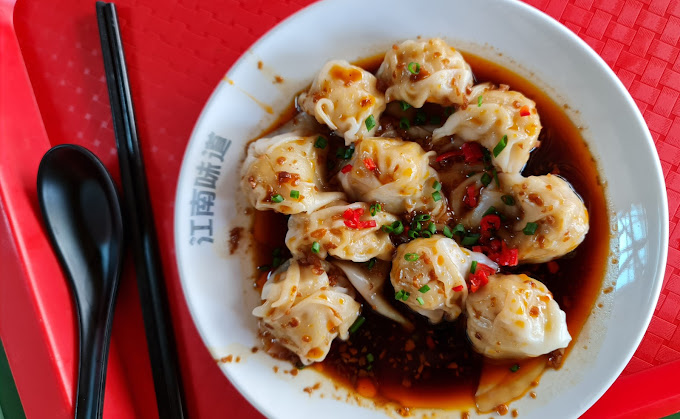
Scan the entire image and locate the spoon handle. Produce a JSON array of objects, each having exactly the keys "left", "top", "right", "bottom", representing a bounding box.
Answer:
[{"left": 75, "top": 301, "right": 116, "bottom": 419}]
